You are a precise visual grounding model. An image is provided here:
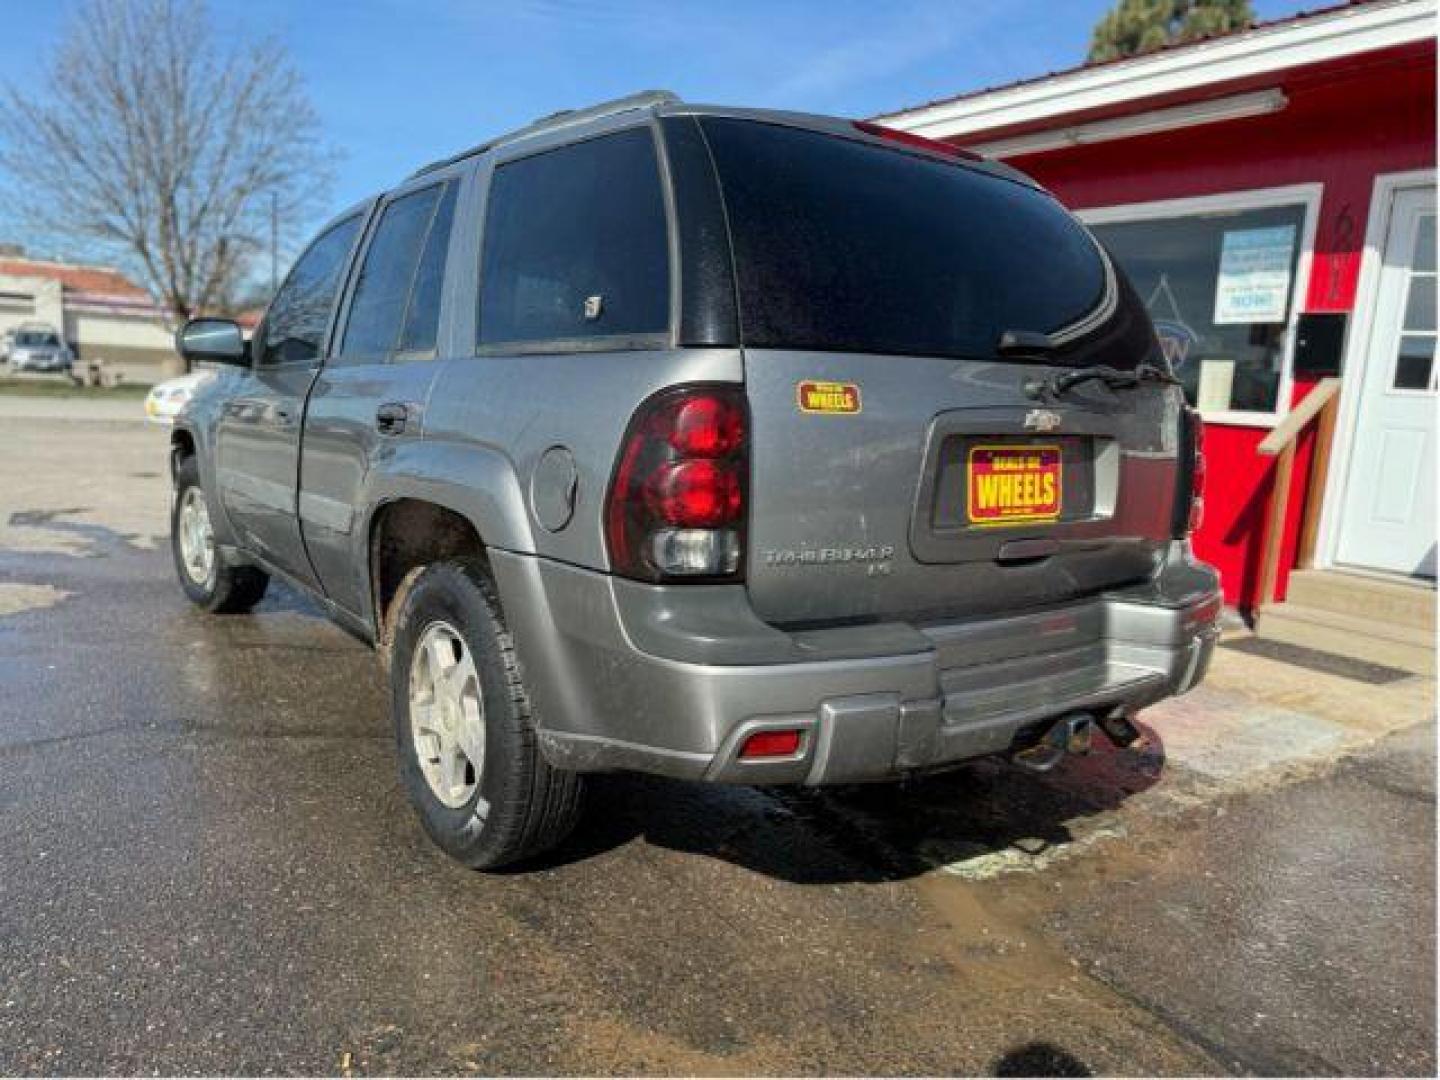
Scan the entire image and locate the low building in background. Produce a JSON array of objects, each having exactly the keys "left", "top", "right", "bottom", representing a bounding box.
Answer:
[
  {"left": 0, "top": 253, "right": 179, "bottom": 384},
  {"left": 879, "top": 0, "right": 1435, "bottom": 644}
]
